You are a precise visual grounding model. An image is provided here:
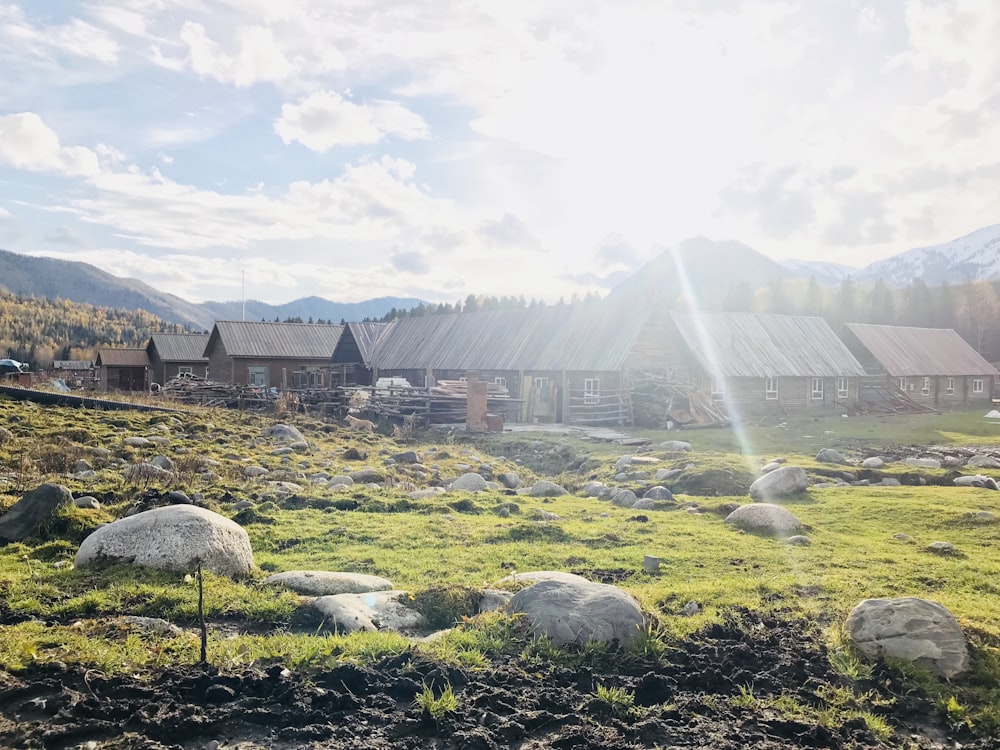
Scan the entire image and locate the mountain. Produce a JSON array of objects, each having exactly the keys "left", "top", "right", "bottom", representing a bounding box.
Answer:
[
  {"left": 201, "top": 295, "right": 426, "bottom": 324},
  {"left": 857, "top": 225, "right": 1000, "bottom": 286},
  {"left": 780, "top": 259, "right": 857, "bottom": 285},
  {"left": 610, "top": 237, "right": 792, "bottom": 303},
  {"left": 0, "top": 249, "right": 215, "bottom": 330}
]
